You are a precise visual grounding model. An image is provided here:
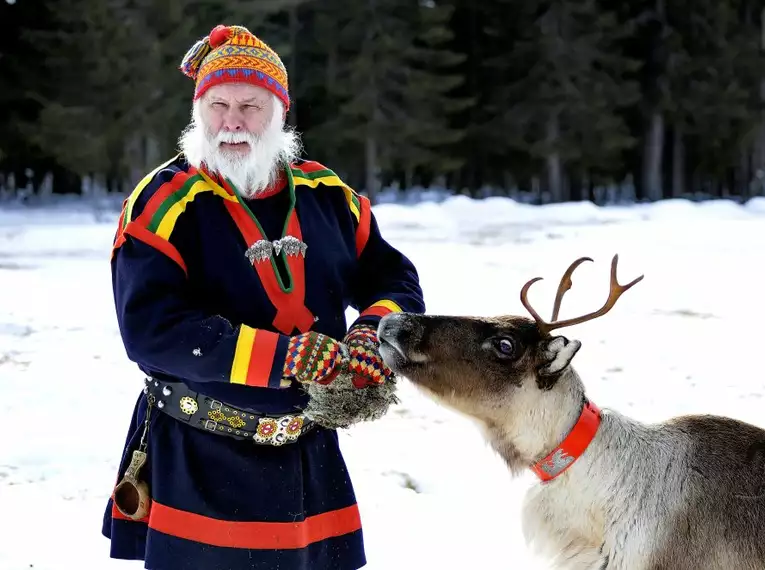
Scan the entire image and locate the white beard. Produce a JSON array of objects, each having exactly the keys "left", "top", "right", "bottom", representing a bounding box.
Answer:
[{"left": 178, "top": 98, "right": 302, "bottom": 198}]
